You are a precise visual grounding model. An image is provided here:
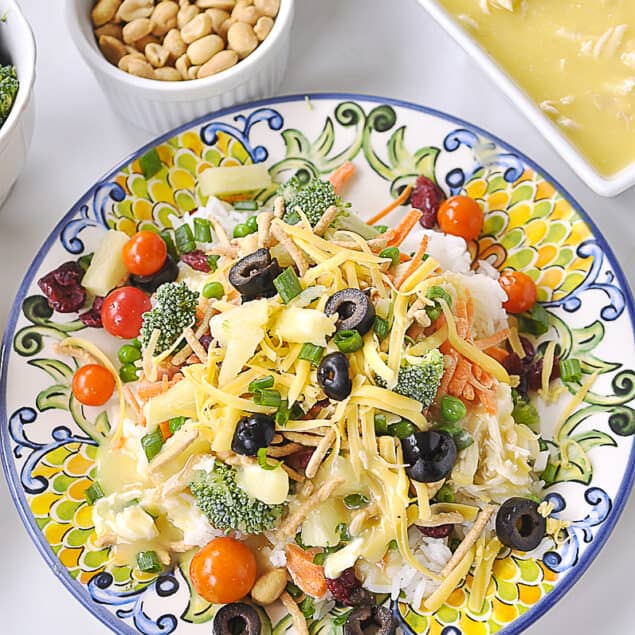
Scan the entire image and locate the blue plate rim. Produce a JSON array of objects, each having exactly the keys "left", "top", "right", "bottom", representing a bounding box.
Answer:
[{"left": 1, "top": 92, "right": 634, "bottom": 635}]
